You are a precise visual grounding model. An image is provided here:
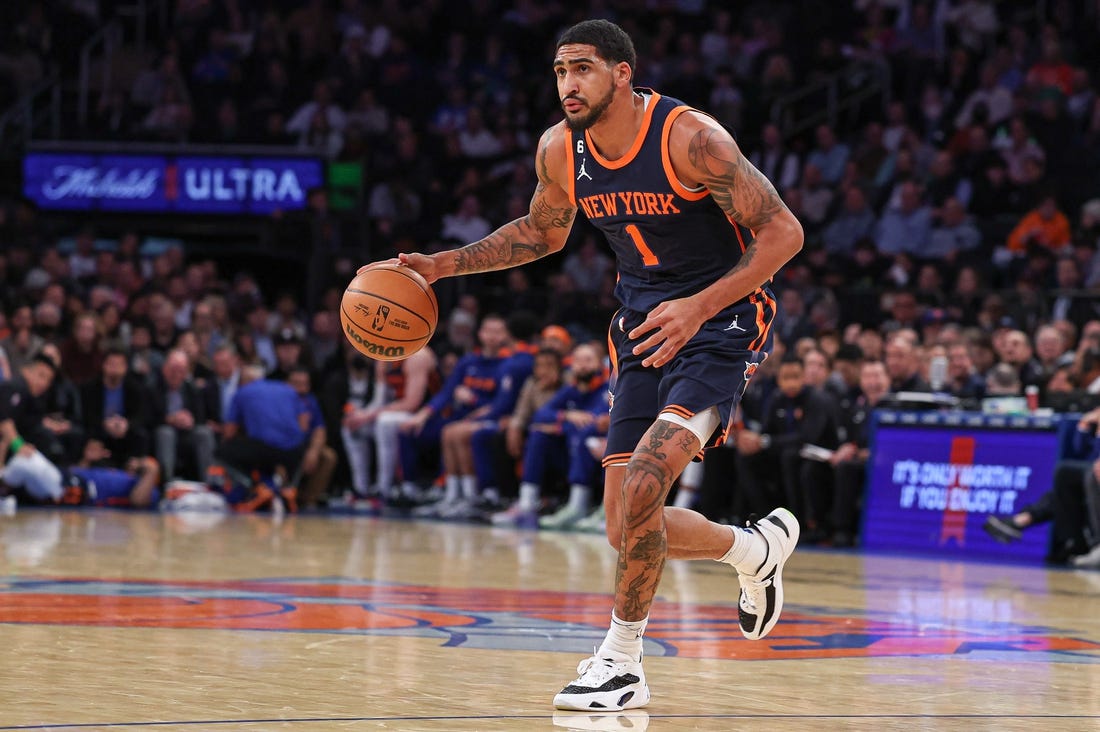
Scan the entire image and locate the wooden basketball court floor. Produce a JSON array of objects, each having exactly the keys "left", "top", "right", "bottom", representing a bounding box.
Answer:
[{"left": 2, "top": 510, "right": 1099, "bottom": 731}]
